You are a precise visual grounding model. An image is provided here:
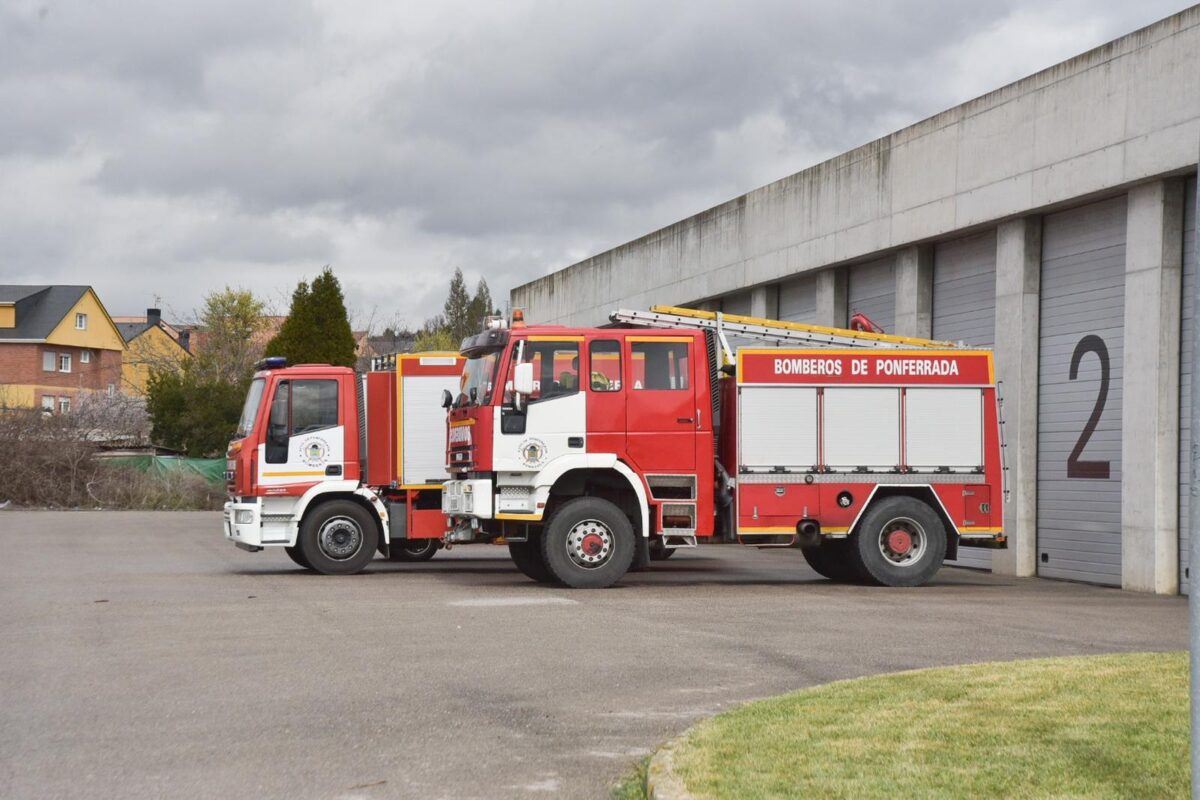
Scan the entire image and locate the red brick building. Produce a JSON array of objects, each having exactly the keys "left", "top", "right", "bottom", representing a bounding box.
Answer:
[{"left": 0, "top": 285, "right": 126, "bottom": 411}]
